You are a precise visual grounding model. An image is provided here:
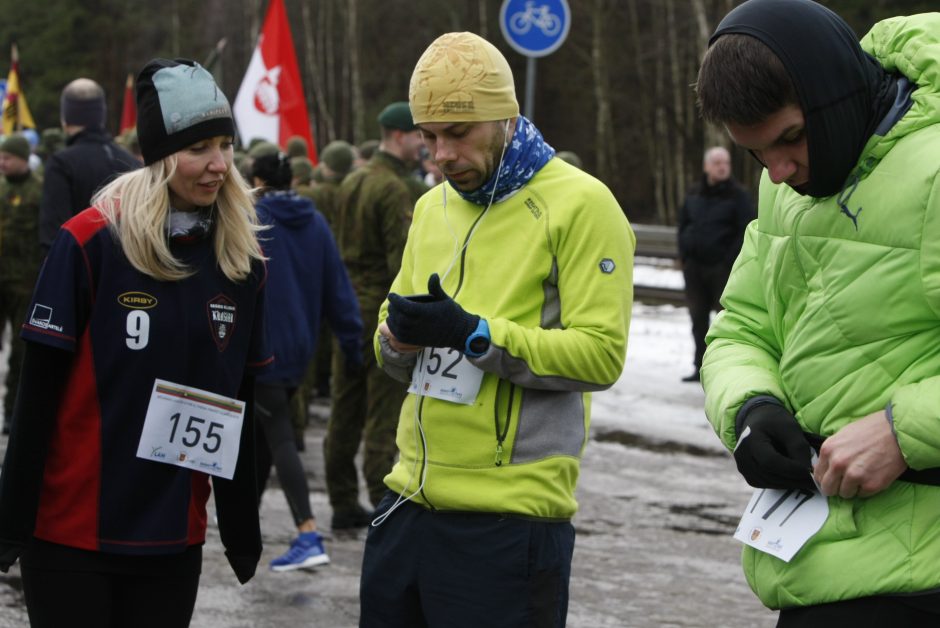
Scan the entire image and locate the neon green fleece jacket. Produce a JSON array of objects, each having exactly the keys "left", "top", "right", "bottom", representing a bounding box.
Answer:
[
  {"left": 702, "top": 13, "right": 940, "bottom": 609},
  {"left": 374, "top": 157, "right": 634, "bottom": 519}
]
